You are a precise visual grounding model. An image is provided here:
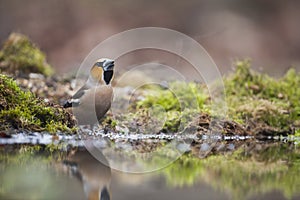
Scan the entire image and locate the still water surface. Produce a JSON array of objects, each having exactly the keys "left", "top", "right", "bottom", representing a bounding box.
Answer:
[{"left": 0, "top": 134, "right": 300, "bottom": 200}]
